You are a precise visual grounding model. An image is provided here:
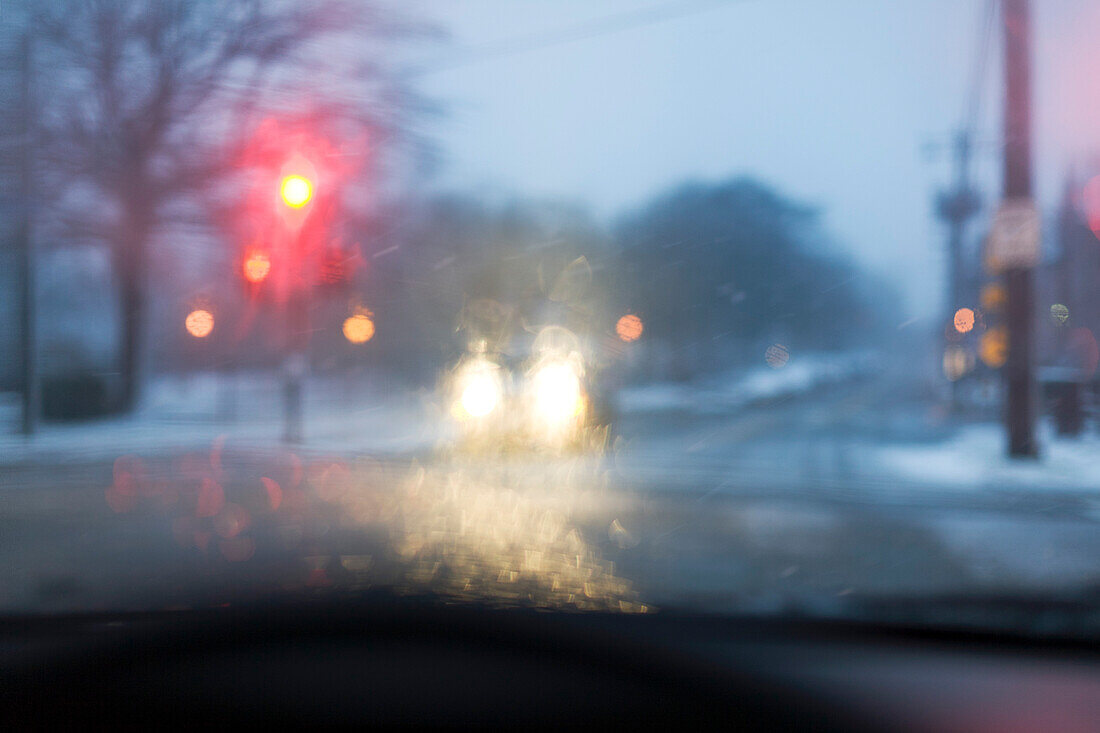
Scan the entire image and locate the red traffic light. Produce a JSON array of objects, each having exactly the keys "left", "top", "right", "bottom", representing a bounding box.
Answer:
[{"left": 280, "top": 174, "right": 313, "bottom": 209}]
